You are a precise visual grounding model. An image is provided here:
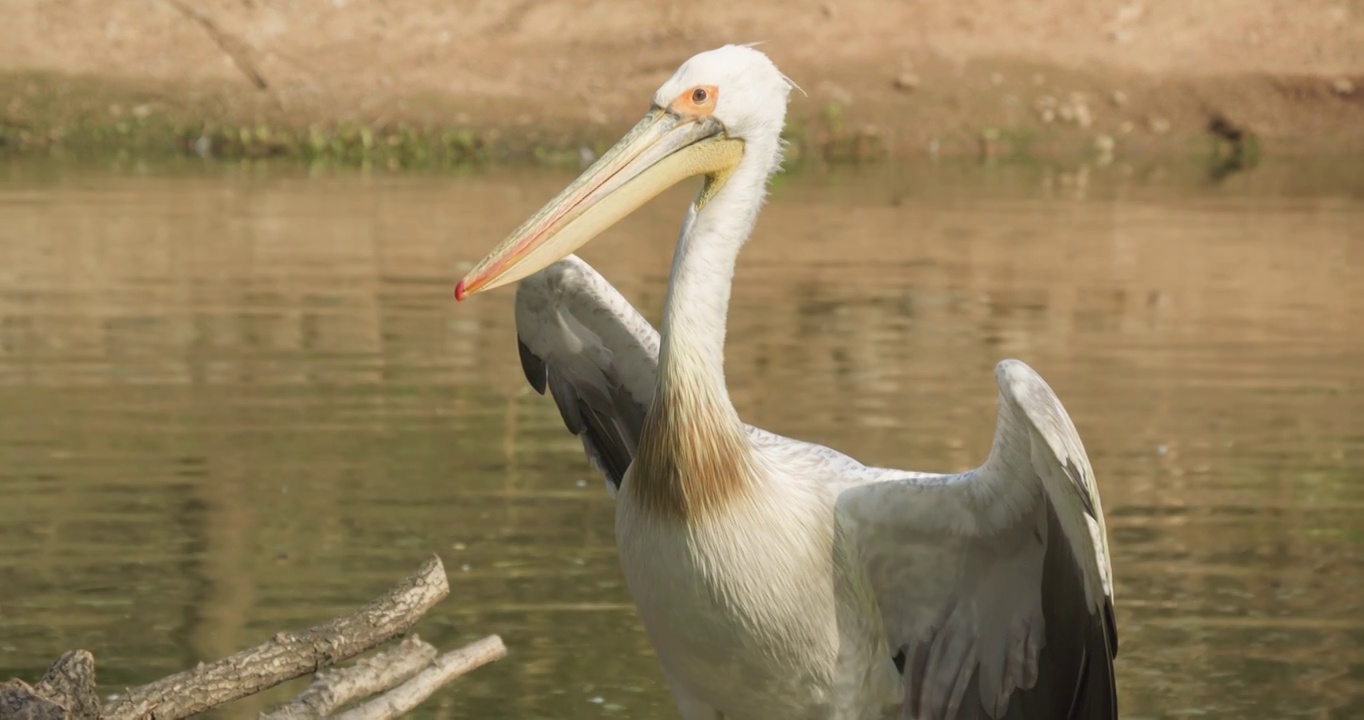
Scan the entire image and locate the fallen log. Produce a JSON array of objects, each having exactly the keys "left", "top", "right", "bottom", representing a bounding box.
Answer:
[
  {"left": 0, "top": 555, "right": 506, "bottom": 720},
  {"left": 330, "top": 637, "right": 507, "bottom": 720},
  {"left": 262, "top": 636, "right": 440, "bottom": 720}
]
